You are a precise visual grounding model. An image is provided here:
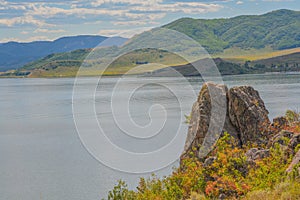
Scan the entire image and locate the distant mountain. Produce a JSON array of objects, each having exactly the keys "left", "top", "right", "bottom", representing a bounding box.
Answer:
[
  {"left": 163, "top": 9, "right": 300, "bottom": 53},
  {"left": 0, "top": 35, "right": 127, "bottom": 71},
  {"left": 3, "top": 9, "right": 300, "bottom": 77}
]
